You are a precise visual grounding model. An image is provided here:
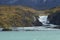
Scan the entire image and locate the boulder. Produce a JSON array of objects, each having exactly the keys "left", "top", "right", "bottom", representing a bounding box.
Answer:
[
  {"left": 2, "top": 29, "right": 12, "bottom": 31},
  {"left": 32, "top": 17, "right": 43, "bottom": 26}
]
